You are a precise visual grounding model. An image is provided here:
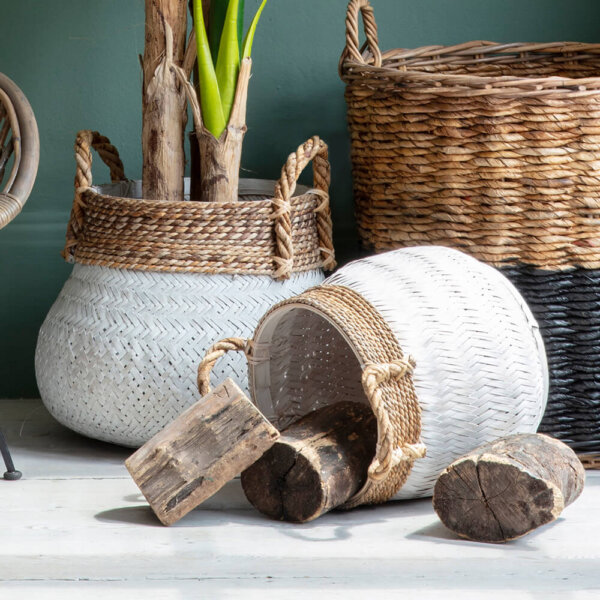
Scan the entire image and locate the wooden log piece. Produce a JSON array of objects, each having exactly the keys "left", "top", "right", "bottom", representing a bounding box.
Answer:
[
  {"left": 126, "top": 378, "right": 279, "bottom": 526},
  {"left": 433, "top": 433, "right": 586, "bottom": 543},
  {"left": 241, "top": 401, "right": 377, "bottom": 523}
]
